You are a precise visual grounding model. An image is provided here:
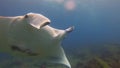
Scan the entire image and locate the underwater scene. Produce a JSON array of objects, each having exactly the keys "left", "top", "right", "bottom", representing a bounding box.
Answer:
[{"left": 0, "top": 0, "right": 120, "bottom": 68}]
